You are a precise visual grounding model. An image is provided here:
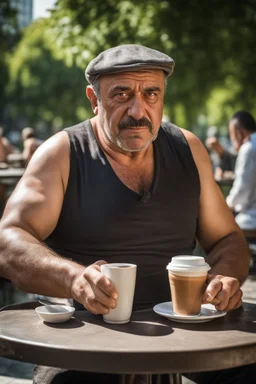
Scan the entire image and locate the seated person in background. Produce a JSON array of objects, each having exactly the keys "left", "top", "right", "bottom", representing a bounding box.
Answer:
[
  {"left": 22, "top": 127, "right": 43, "bottom": 166},
  {"left": 0, "top": 45, "right": 253, "bottom": 383},
  {"left": 226, "top": 111, "right": 256, "bottom": 231},
  {"left": 0, "top": 126, "right": 18, "bottom": 164},
  {"left": 205, "top": 136, "right": 237, "bottom": 180},
  {"left": 0, "top": 127, "right": 20, "bottom": 210}
]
